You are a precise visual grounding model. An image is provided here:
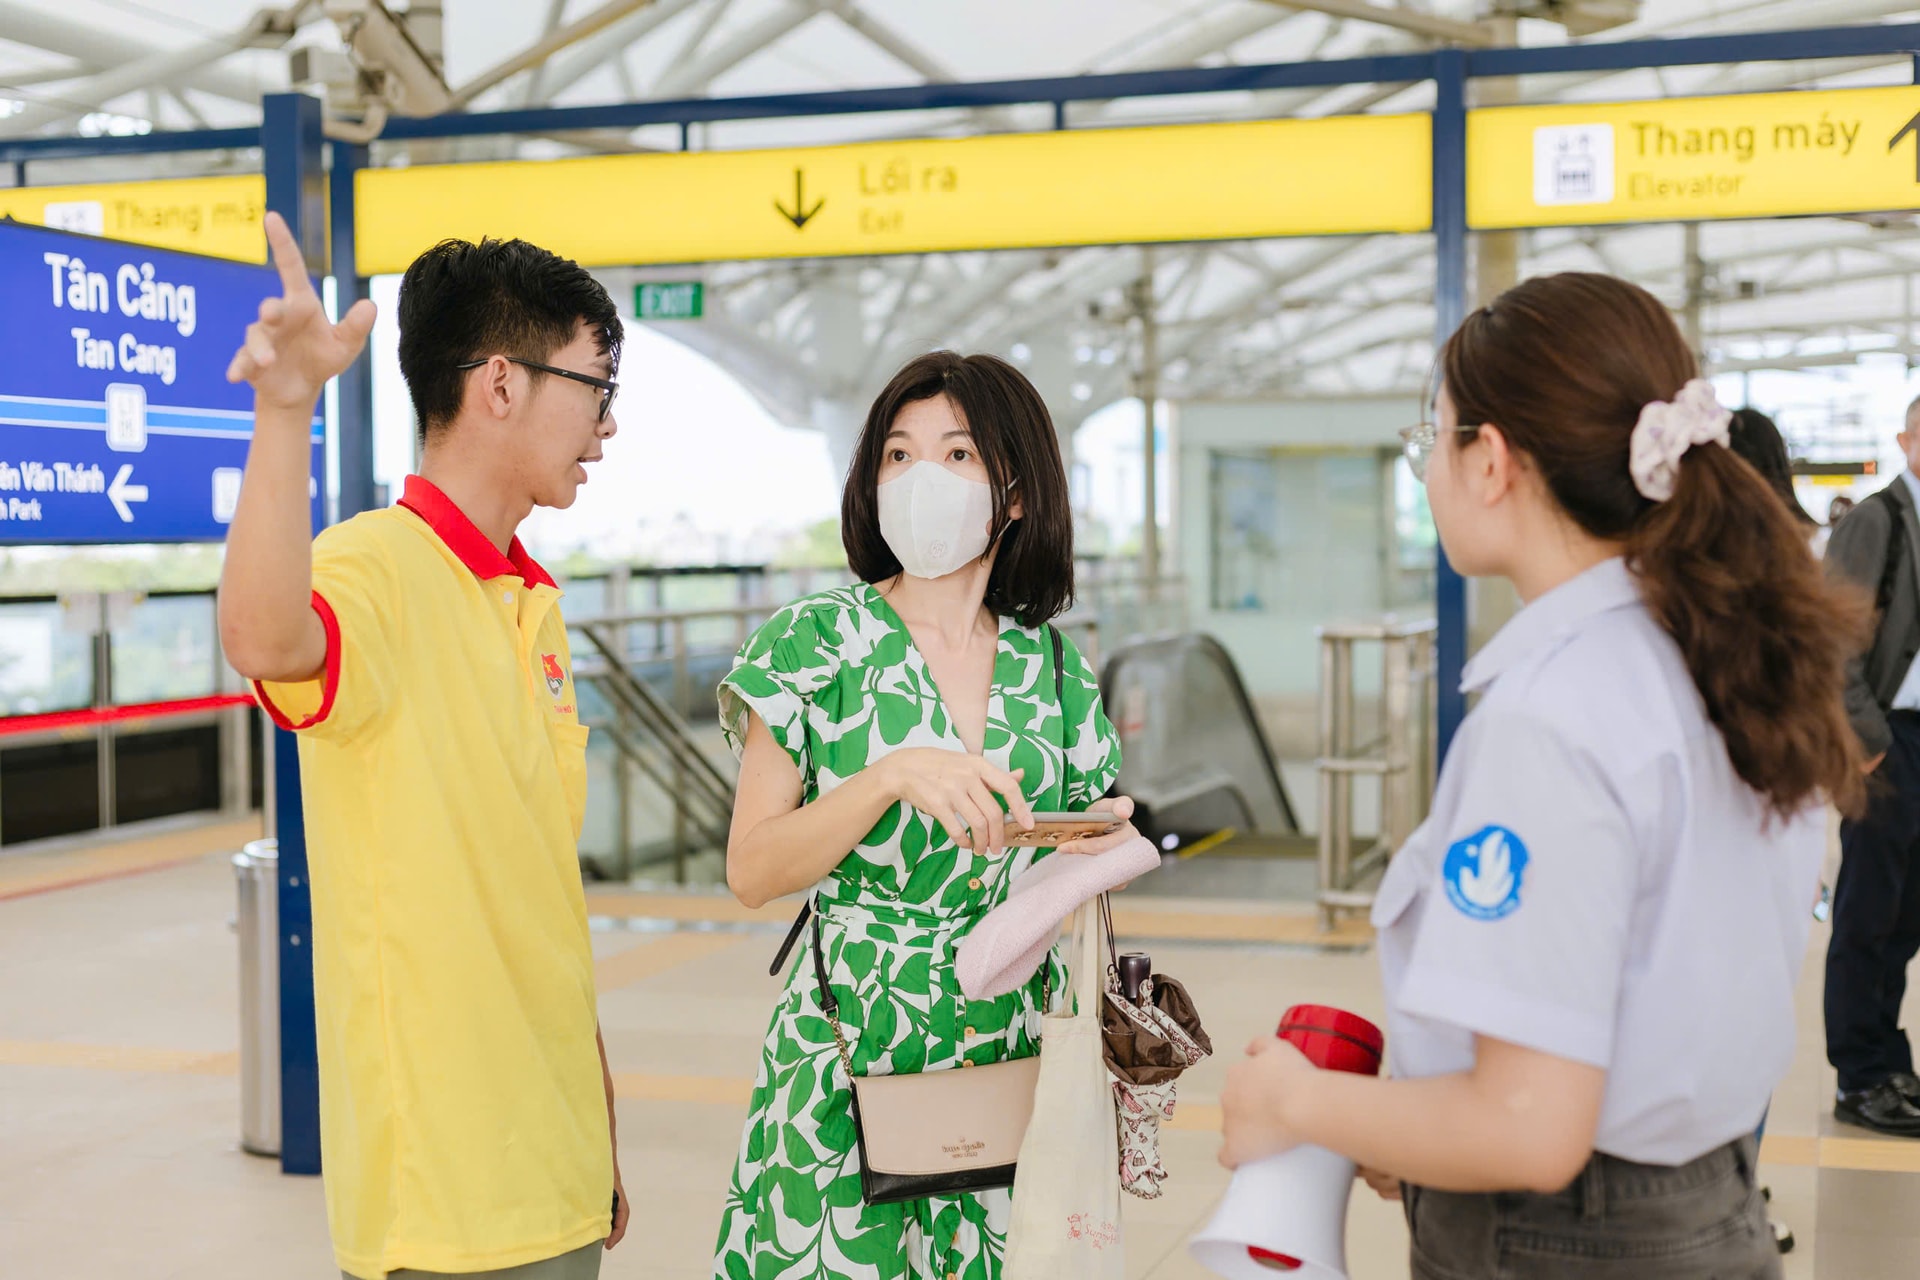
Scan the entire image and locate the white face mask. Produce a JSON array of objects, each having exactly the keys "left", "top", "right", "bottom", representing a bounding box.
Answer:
[{"left": 877, "top": 461, "right": 999, "bottom": 579}]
